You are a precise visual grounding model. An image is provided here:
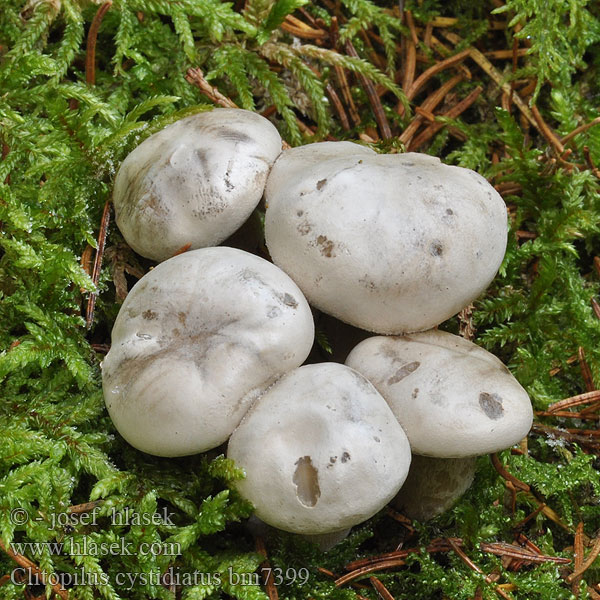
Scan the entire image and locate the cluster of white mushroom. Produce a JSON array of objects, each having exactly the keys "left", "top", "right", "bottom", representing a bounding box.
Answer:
[{"left": 103, "top": 108, "right": 533, "bottom": 543}]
